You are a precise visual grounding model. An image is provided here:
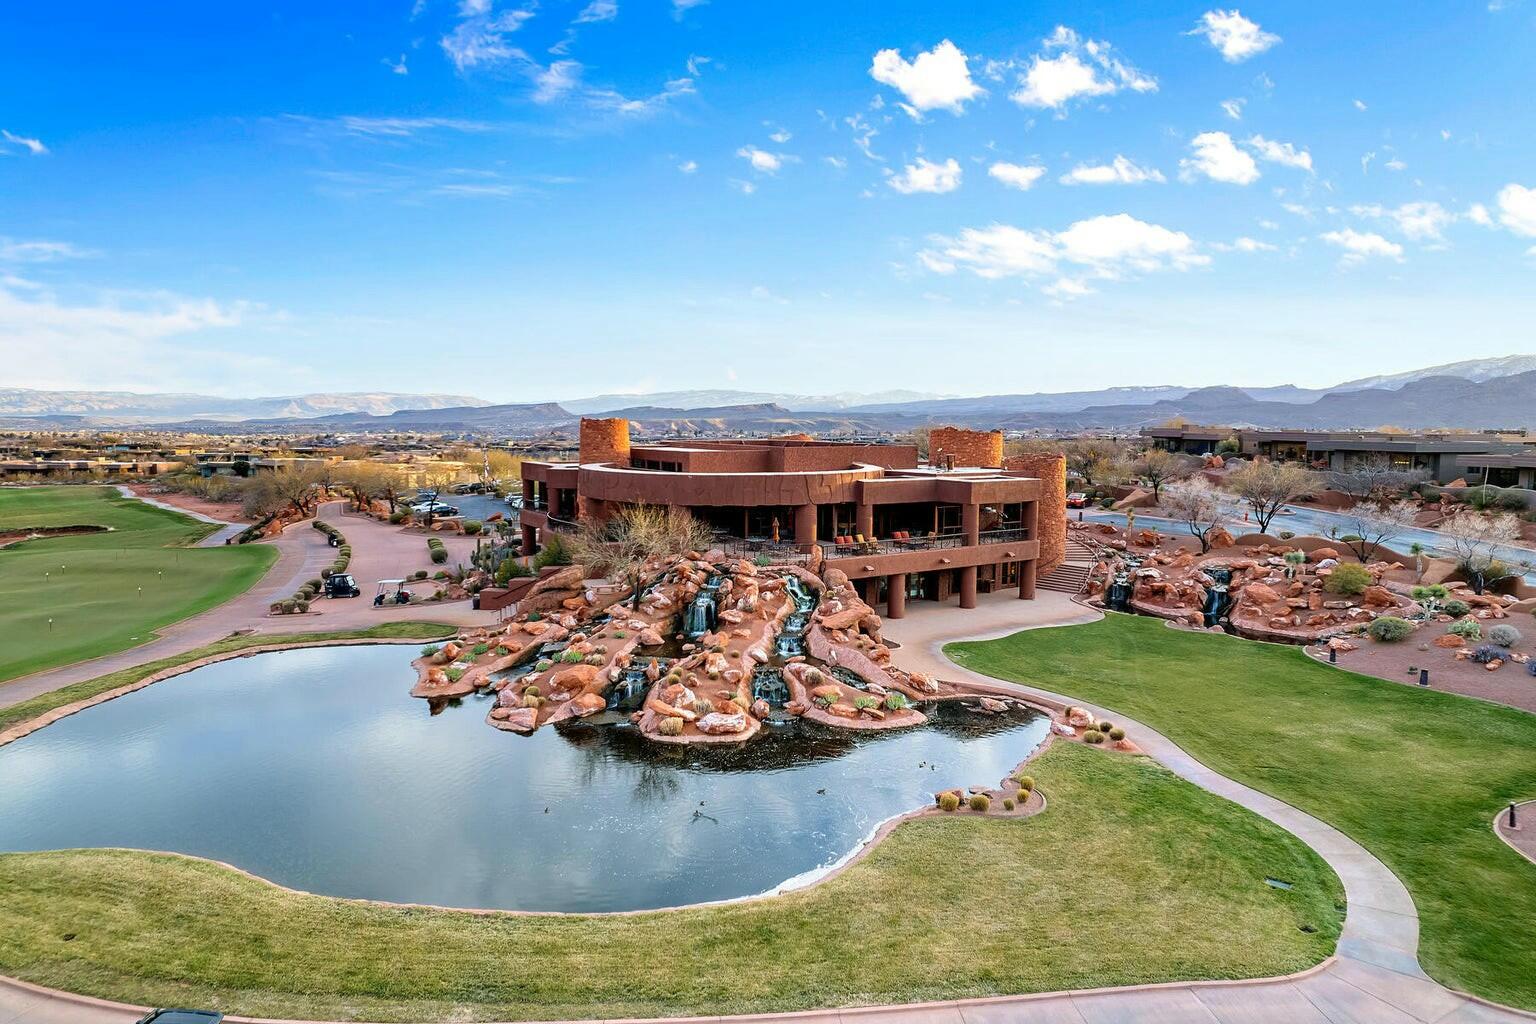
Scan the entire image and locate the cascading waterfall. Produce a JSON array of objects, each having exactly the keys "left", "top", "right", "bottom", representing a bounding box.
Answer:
[
  {"left": 1201, "top": 566, "right": 1234, "bottom": 628},
  {"left": 774, "top": 575, "right": 818, "bottom": 659},
  {"left": 1105, "top": 555, "right": 1142, "bottom": 612},
  {"left": 683, "top": 575, "right": 723, "bottom": 639}
]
